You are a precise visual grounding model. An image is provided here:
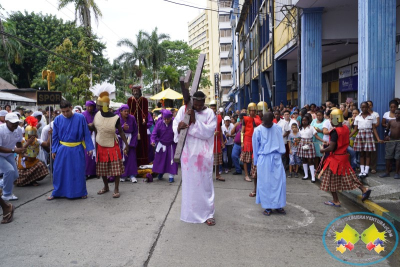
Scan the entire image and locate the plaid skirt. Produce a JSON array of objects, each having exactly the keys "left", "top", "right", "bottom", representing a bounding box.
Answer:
[
  {"left": 353, "top": 129, "right": 375, "bottom": 152},
  {"left": 214, "top": 152, "right": 223, "bottom": 165},
  {"left": 320, "top": 168, "right": 362, "bottom": 192},
  {"left": 250, "top": 160, "right": 257, "bottom": 178},
  {"left": 96, "top": 160, "right": 125, "bottom": 177},
  {"left": 16, "top": 161, "right": 48, "bottom": 186},
  {"left": 240, "top": 151, "right": 252, "bottom": 163},
  {"left": 297, "top": 138, "right": 316, "bottom": 158}
]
